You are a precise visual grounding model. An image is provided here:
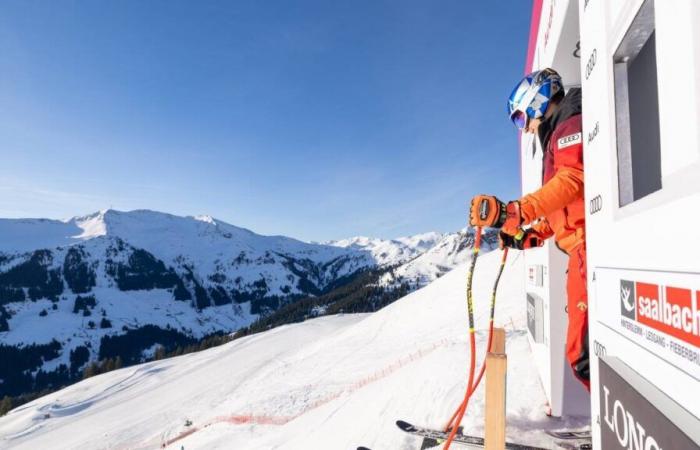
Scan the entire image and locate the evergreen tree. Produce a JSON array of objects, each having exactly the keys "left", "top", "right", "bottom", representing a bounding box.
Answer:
[
  {"left": 0, "top": 396, "right": 12, "bottom": 416},
  {"left": 102, "top": 358, "right": 115, "bottom": 373},
  {"left": 154, "top": 346, "right": 166, "bottom": 360},
  {"left": 82, "top": 362, "right": 98, "bottom": 379}
]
